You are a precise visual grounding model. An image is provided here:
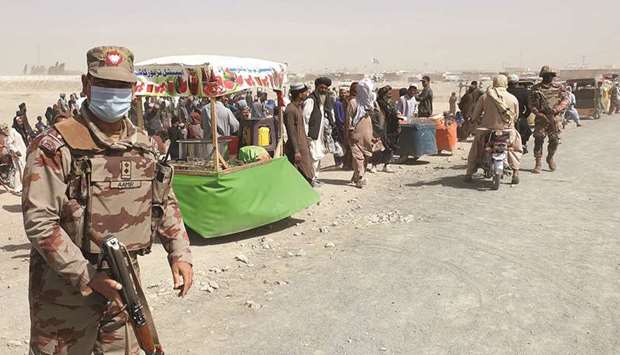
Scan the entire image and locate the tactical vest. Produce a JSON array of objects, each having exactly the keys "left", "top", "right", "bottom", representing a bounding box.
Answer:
[
  {"left": 54, "top": 117, "right": 173, "bottom": 255},
  {"left": 537, "top": 85, "right": 563, "bottom": 114}
]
